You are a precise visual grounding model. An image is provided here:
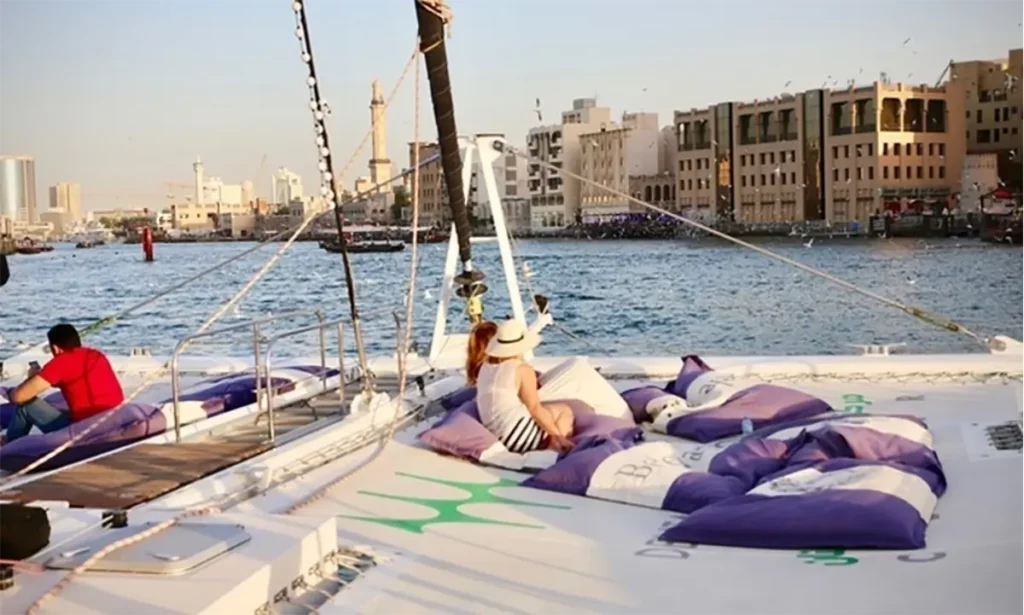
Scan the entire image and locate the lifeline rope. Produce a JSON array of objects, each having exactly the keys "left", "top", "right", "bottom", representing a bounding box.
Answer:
[{"left": 499, "top": 142, "right": 993, "bottom": 349}]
